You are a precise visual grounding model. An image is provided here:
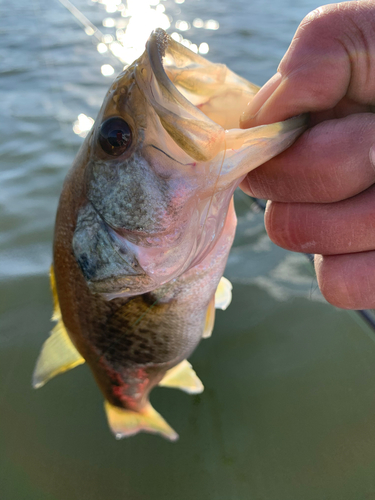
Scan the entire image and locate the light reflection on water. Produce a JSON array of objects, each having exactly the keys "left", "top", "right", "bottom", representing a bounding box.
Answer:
[{"left": 69, "top": 0, "right": 219, "bottom": 136}]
